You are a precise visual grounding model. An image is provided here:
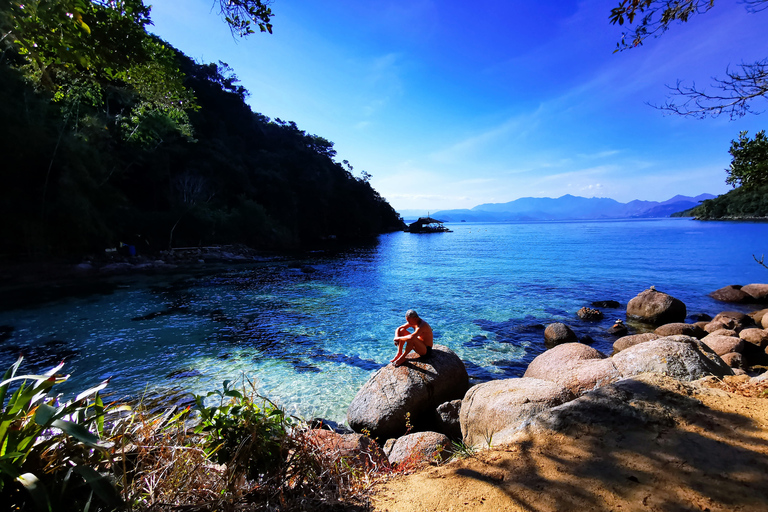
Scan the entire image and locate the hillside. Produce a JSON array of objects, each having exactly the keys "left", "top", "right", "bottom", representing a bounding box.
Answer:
[
  {"left": 0, "top": 45, "right": 403, "bottom": 260},
  {"left": 672, "top": 184, "right": 768, "bottom": 219}
]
